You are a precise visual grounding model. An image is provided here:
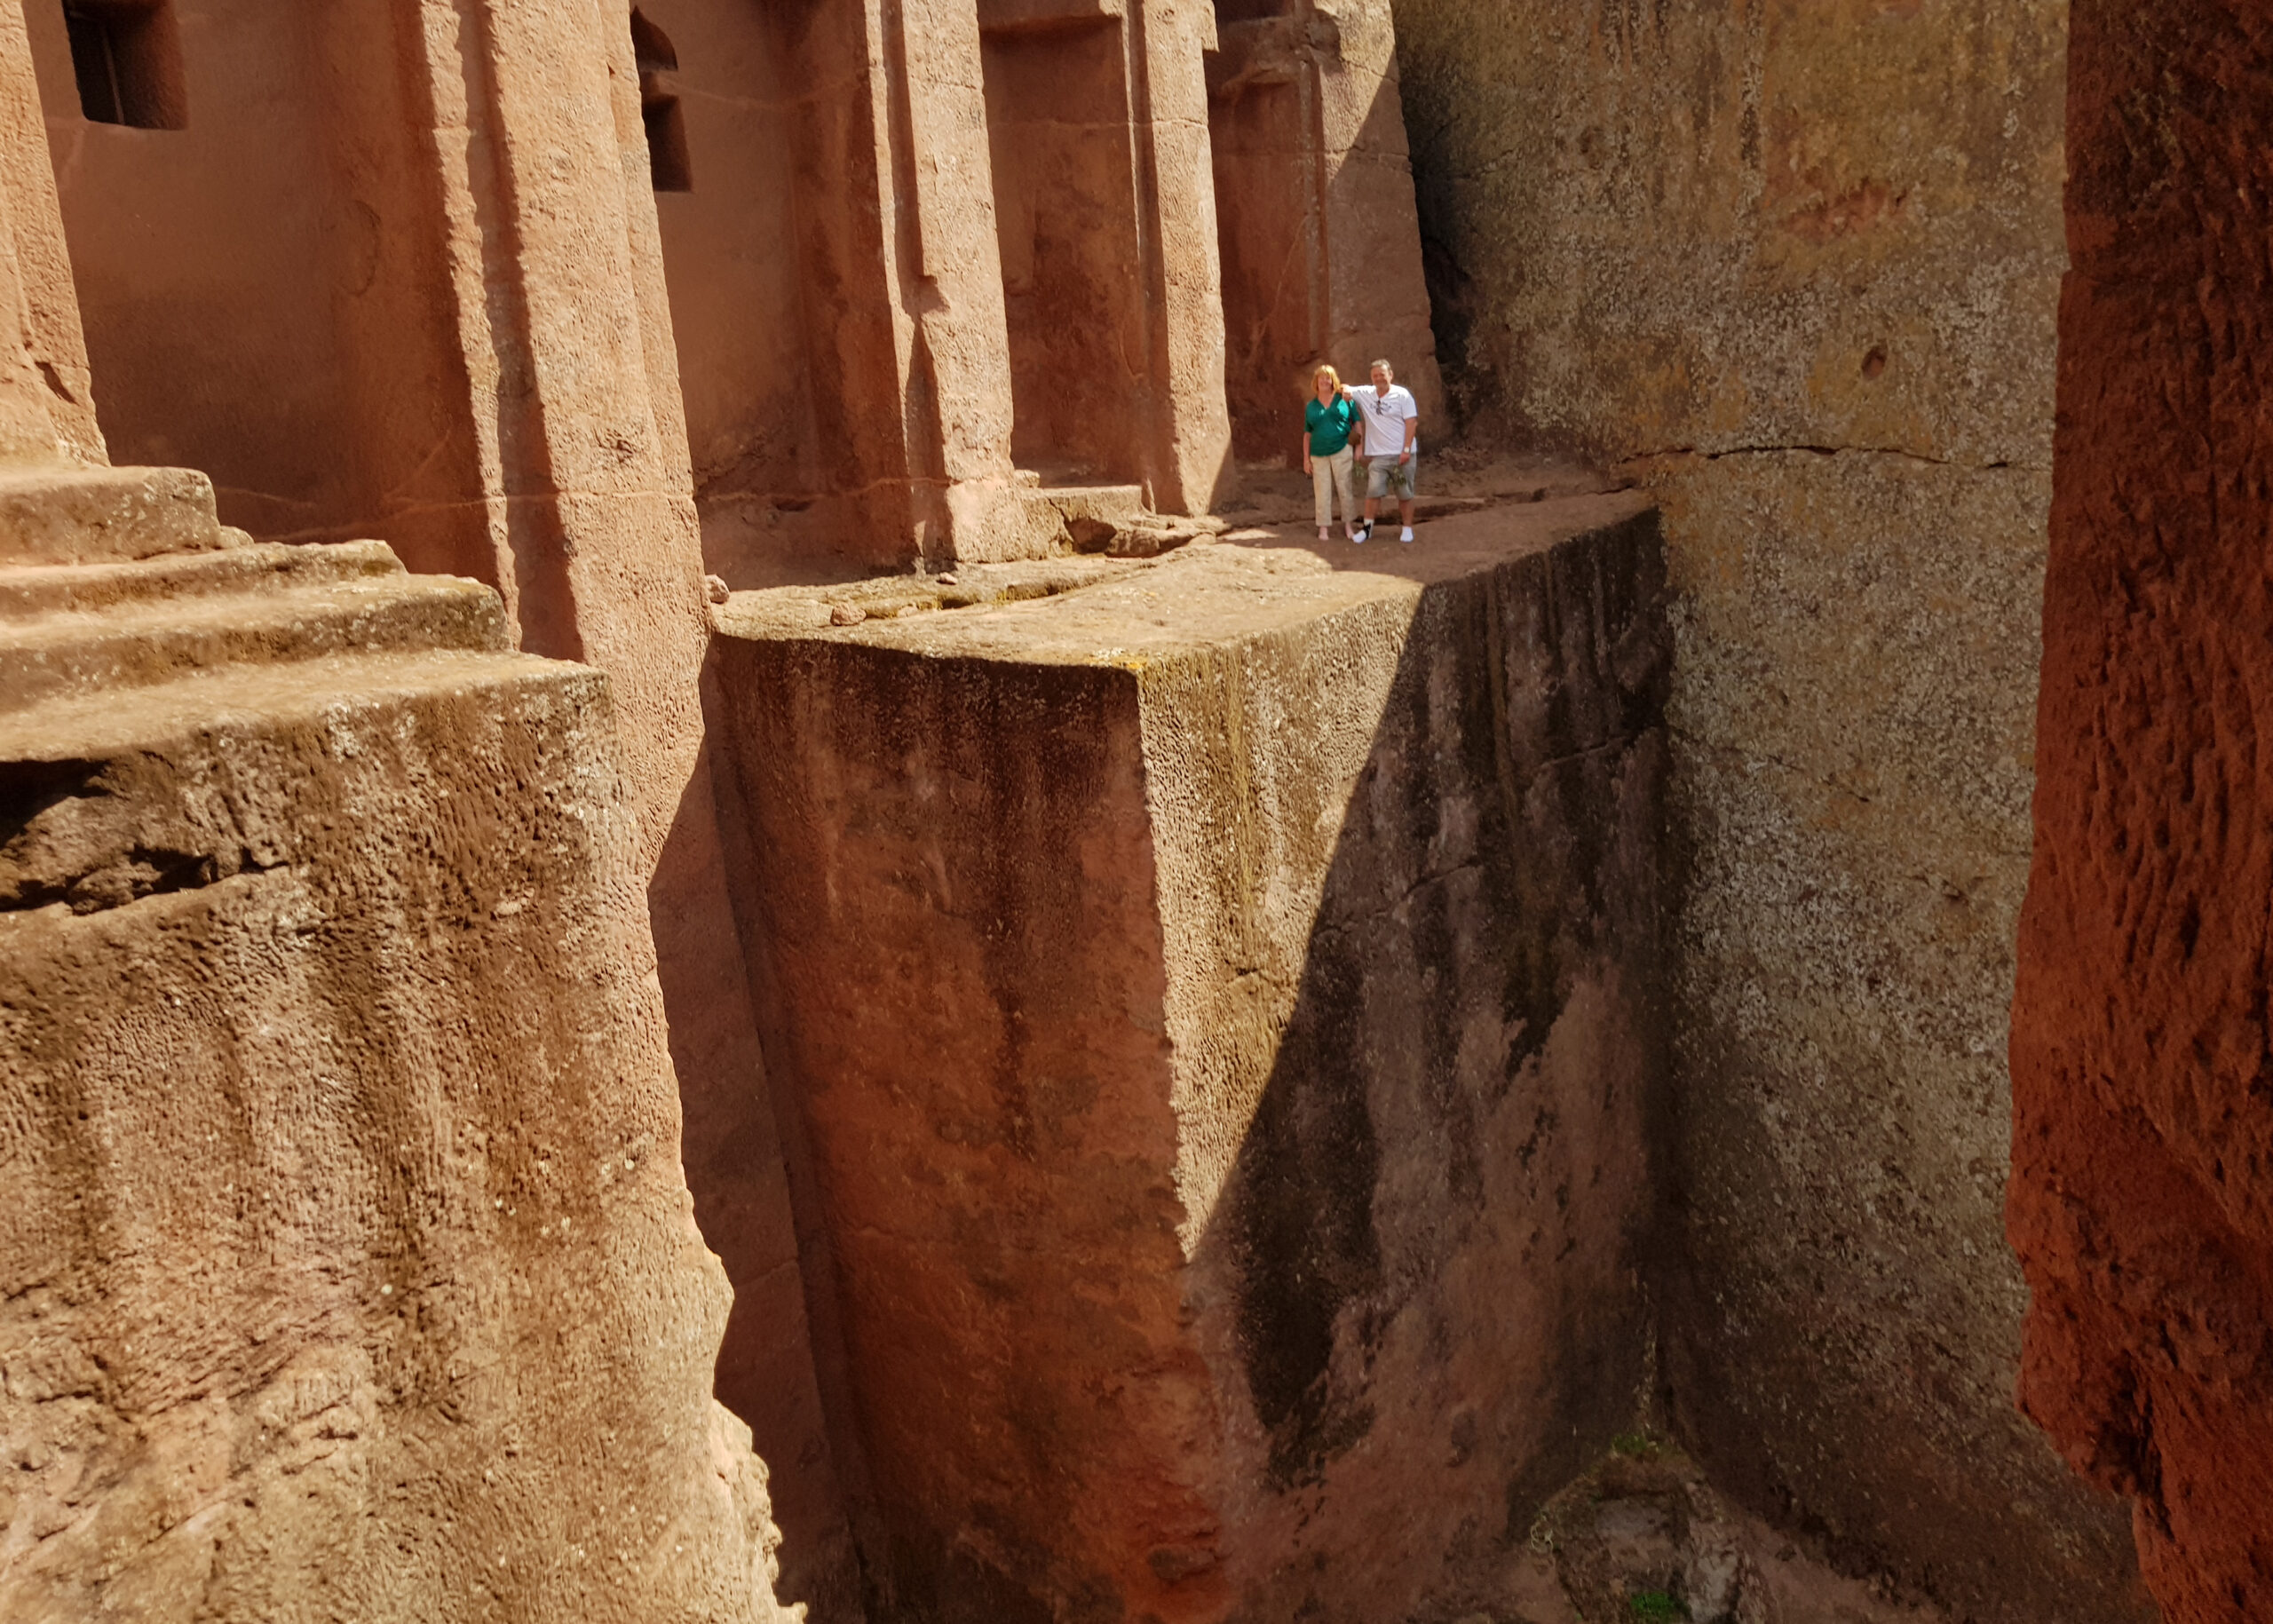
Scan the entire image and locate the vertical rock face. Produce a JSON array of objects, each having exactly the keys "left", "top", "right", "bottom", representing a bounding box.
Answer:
[
  {"left": 1204, "top": 0, "right": 1443, "bottom": 458},
  {"left": 1387, "top": 2, "right": 2149, "bottom": 1618},
  {"left": 22, "top": 2, "right": 859, "bottom": 1605},
  {"left": 1158, "top": 511, "right": 1668, "bottom": 1624},
  {"left": 0, "top": 535, "right": 795, "bottom": 1621},
  {"left": 709, "top": 501, "right": 1667, "bottom": 1624},
  {"left": 2009, "top": 3, "right": 2273, "bottom": 1620}
]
